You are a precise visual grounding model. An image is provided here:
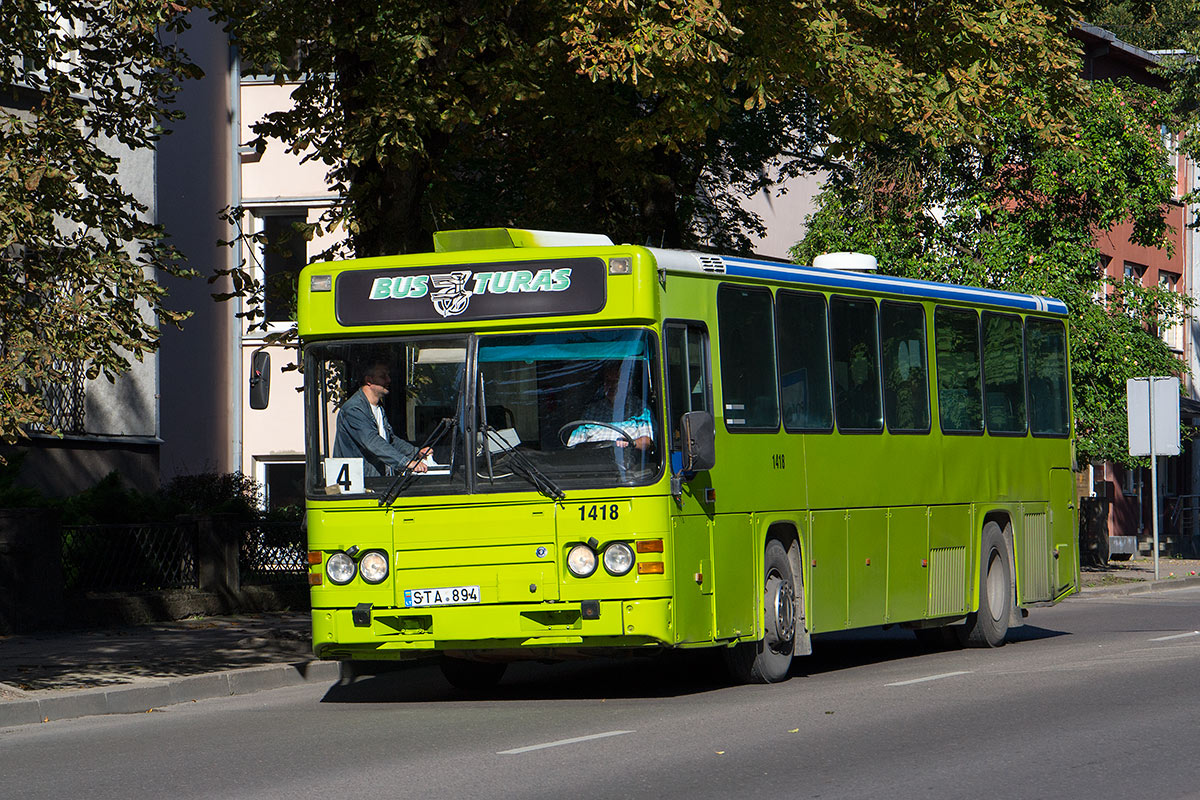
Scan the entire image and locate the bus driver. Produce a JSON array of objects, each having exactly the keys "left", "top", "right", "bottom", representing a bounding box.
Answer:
[{"left": 333, "top": 362, "right": 432, "bottom": 475}]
